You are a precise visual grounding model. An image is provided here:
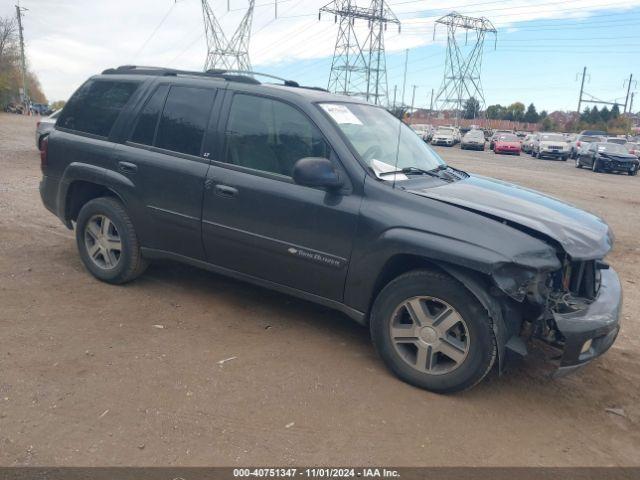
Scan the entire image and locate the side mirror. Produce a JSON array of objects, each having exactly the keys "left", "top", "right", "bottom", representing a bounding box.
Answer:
[{"left": 292, "top": 157, "right": 343, "bottom": 190}]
